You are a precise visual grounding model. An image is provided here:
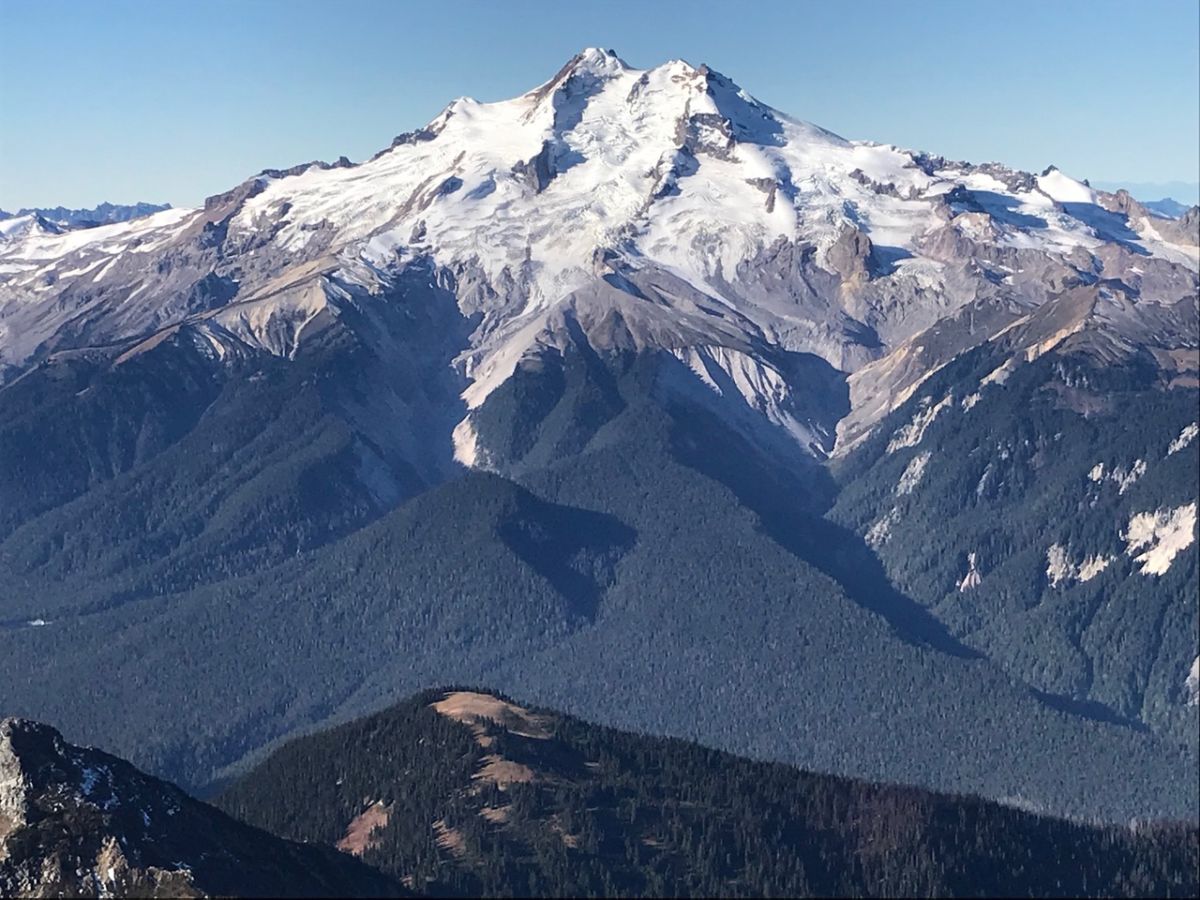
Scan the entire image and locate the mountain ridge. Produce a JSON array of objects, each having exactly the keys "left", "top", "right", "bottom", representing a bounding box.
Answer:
[
  {"left": 0, "top": 717, "right": 402, "bottom": 897},
  {"left": 0, "top": 48, "right": 1196, "bottom": 828},
  {"left": 216, "top": 686, "right": 1200, "bottom": 898}
]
